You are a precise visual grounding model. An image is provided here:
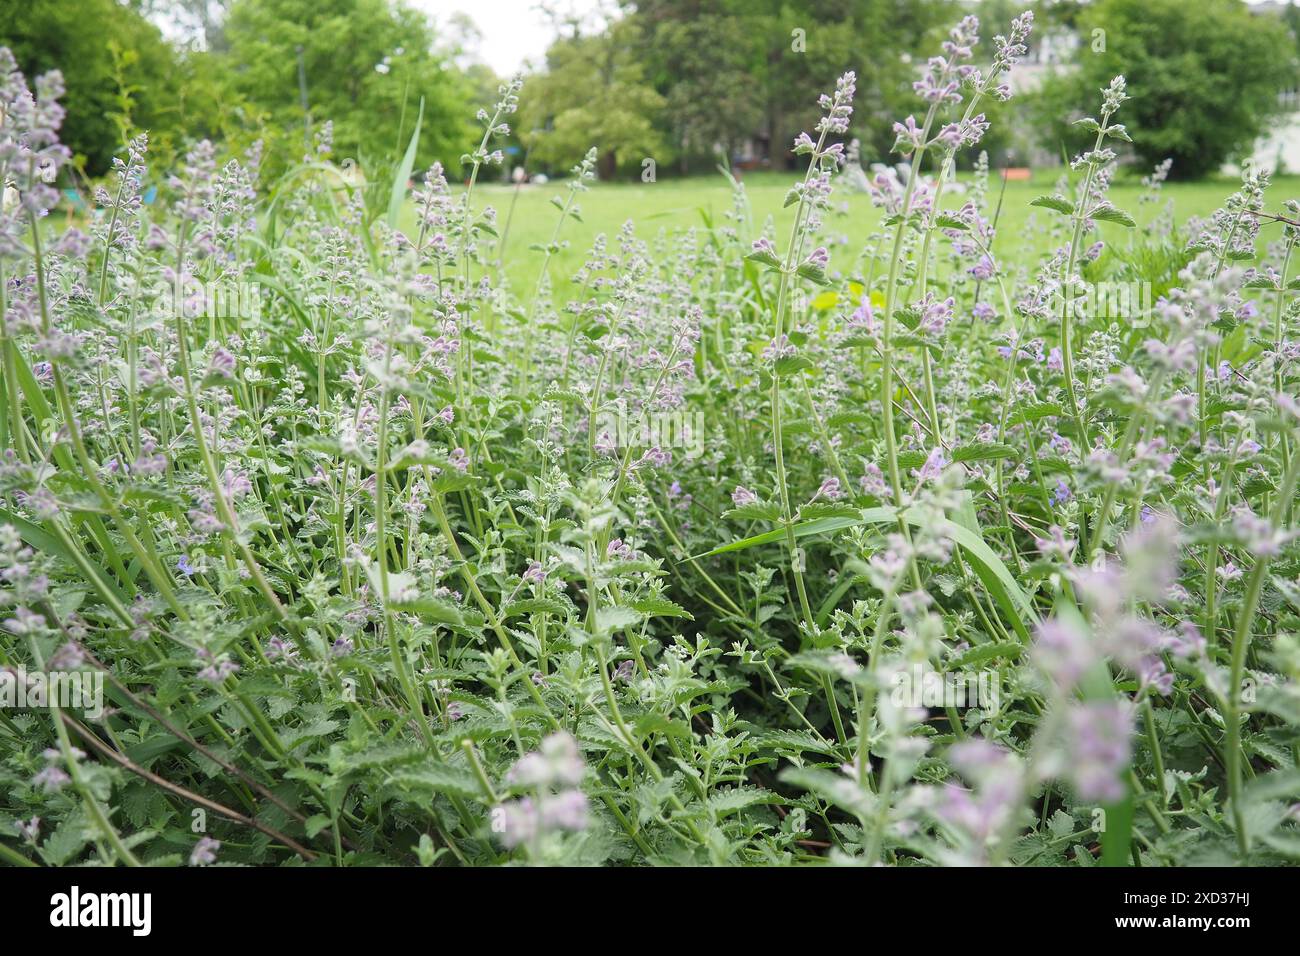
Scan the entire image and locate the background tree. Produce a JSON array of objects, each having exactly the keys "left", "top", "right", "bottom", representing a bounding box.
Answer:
[
  {"left": 221, "top": 0, "right": 475, "bottom": 176},
  {"left": 1, "top": 0, "right": 188, "bottom": 175},
  {"left": 762, "top": 0, "right": 944, "bottom": 169},
  {"left": 610, "top": 0, "right": 944, "bottom": 173},
  {"left": 629, "top": 1, "right": 764, "bottom": 174},
  {"left": 137, "top": 0, "right": 234, "bottom": 51},
  {"left": 519, "top": 18, "right": 669, "bottom": 179},
  {"left": 1032, "top": 0, "right": 1297, "bottom": 178}
]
